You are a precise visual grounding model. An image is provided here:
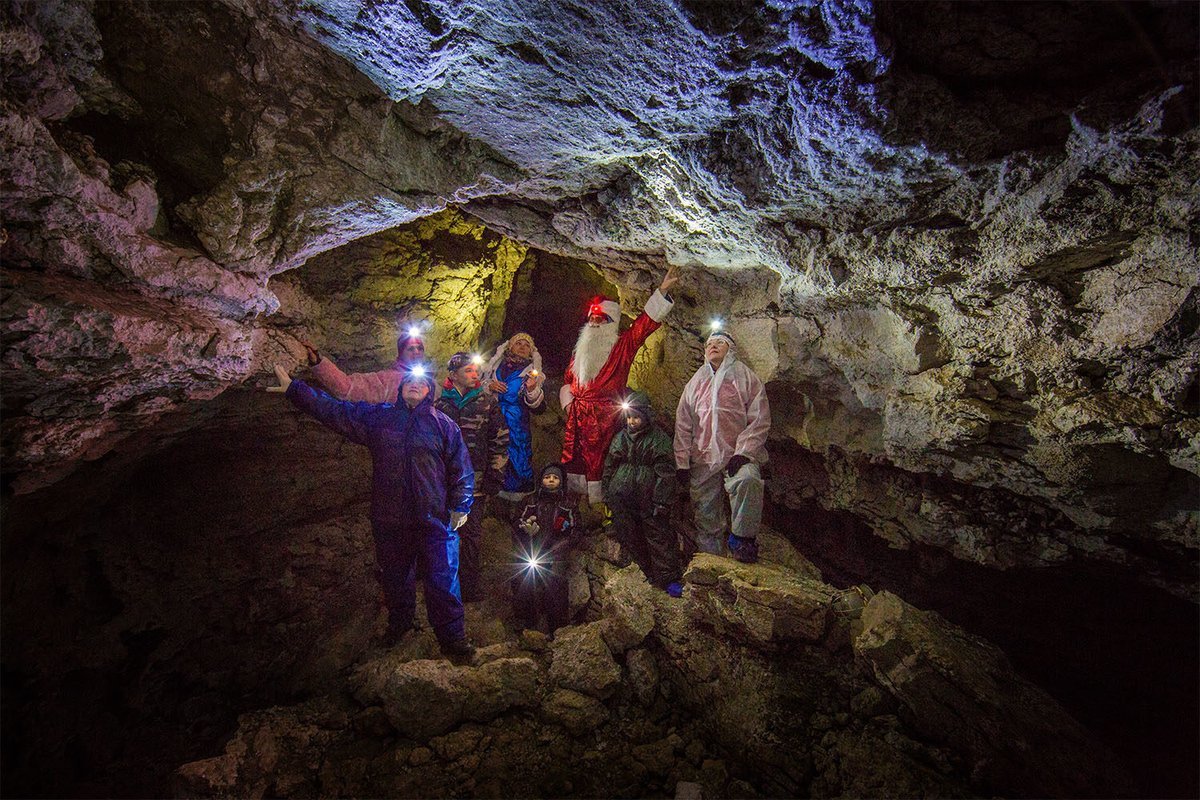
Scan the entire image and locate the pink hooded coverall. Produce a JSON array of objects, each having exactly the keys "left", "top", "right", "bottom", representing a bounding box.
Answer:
[
  {"left": 674, "top": 346, "right": 770, "bottom": 555},
  {"left": 311, "top": 339, "right": 425, "bottom": 404}
]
